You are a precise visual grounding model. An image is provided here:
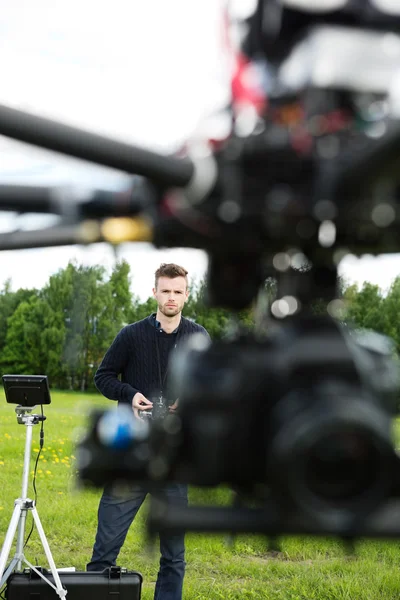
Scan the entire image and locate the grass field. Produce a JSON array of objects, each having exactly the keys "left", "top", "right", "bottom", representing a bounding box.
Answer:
[{"left": 2, "top": 392, "right": 400, "bottom": 599}]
